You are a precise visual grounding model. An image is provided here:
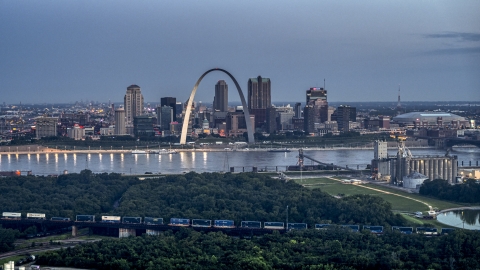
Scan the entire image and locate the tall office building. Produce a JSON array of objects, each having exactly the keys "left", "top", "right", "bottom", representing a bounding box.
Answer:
[
  {"left": 158, "top": 105, "right": 173, "bottom": 130},
  {"left": 266, "top": 107, "right": 278, "bottom": 133},
  {"left": 303, "top": 105, "right": 315, "bottom": 134},
  {"left": 306, "top": 87, "right": 328, "bottom": 123},
  {"left": 294, "top": 102, "right": 302, "bottom": 118},
  {"left": 114, "top": 107, "right": 126, "bottom": 135},
  {"left": 213, "top": 80, "right": 228, "bottom": 112},
  {"left": 124, "top": 85, "right": 144, "bottom": 126},
  {"left": 161, "top": 97, "right": 177, "bottom": 121},
  {"left": 334, "top": 105, "right": 356, "bottom": 132},
  {"left": 35, "top": 116, "right": 58, "bottom": 138},
  {"left": 248, "top": 76, "right": 271, "bottom": 109},
  {"left": 306, "top": 87, "right": 327, "bottom": 104}
]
